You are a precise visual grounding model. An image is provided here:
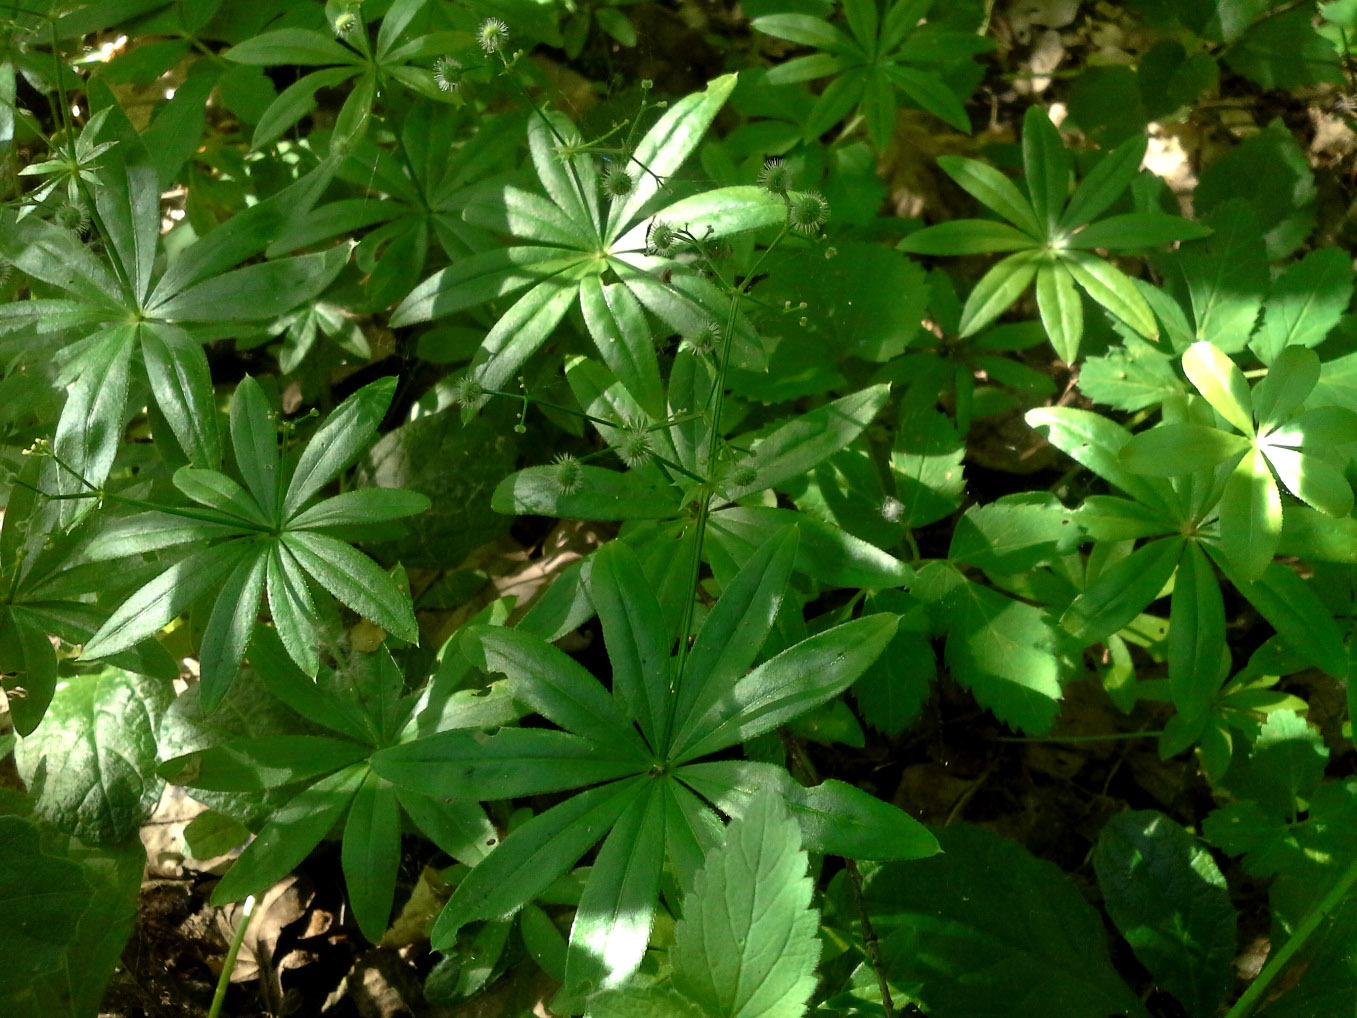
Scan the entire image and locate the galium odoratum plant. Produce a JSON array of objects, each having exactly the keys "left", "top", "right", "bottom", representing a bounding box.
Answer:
[
  {"left": 900, "top": 105, "right": 1211, "bottom": 363},
  {"left": 79, "top": 376, "right": 428, "bottom": 708},
  {"left": 367, "top": 531, "right": 937, "bottom": 1001}
]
